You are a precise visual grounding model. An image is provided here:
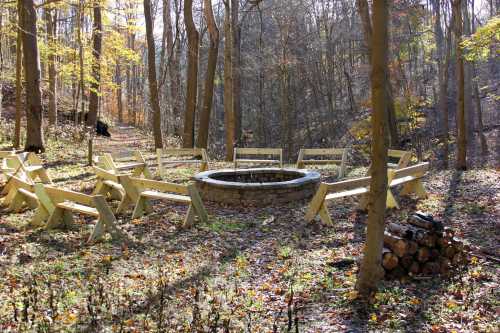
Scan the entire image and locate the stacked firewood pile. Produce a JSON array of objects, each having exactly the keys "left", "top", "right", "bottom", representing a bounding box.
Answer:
[{"left": 383, "top": 212, "right": 469, "bottom": 279}]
